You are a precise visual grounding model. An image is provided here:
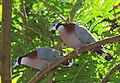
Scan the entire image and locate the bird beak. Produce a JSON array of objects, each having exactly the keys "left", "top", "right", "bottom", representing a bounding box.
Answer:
[
  {"left": 13, "top": 64, "right": 18, "bottom": 69},
  {"left": 48, "top": 25, "right": 56, "bottom": 31},
  {"left": 13, "top": 65, "right": 16, "bottom": 69}
]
